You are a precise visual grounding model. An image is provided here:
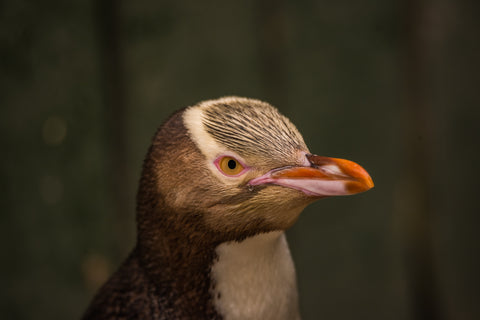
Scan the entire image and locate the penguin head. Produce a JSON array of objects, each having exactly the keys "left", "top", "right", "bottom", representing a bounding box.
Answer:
[{"left": 137, "top": 97, "right": 373, "bottom": 243}]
